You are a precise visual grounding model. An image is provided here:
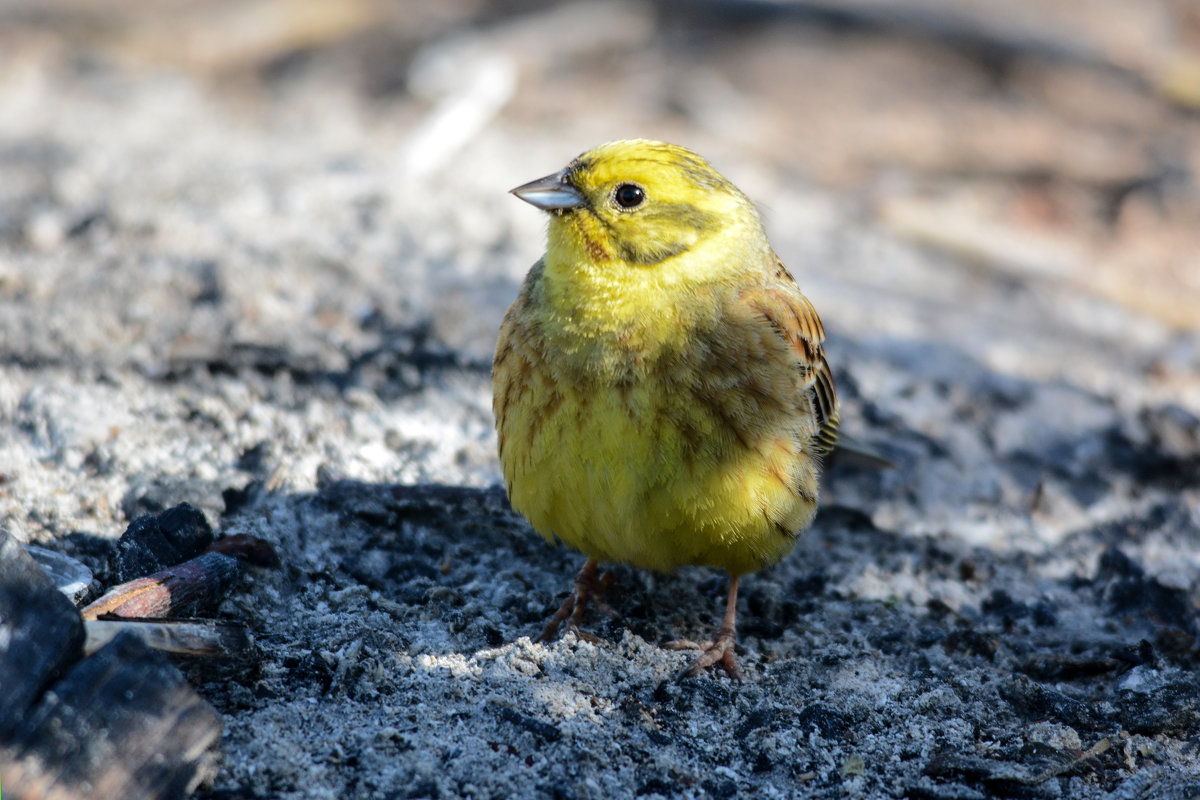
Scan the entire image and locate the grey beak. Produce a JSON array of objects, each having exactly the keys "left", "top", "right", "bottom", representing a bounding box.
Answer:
[{"left": 510, "top": 170, "right": 586, "bottom": 211}]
